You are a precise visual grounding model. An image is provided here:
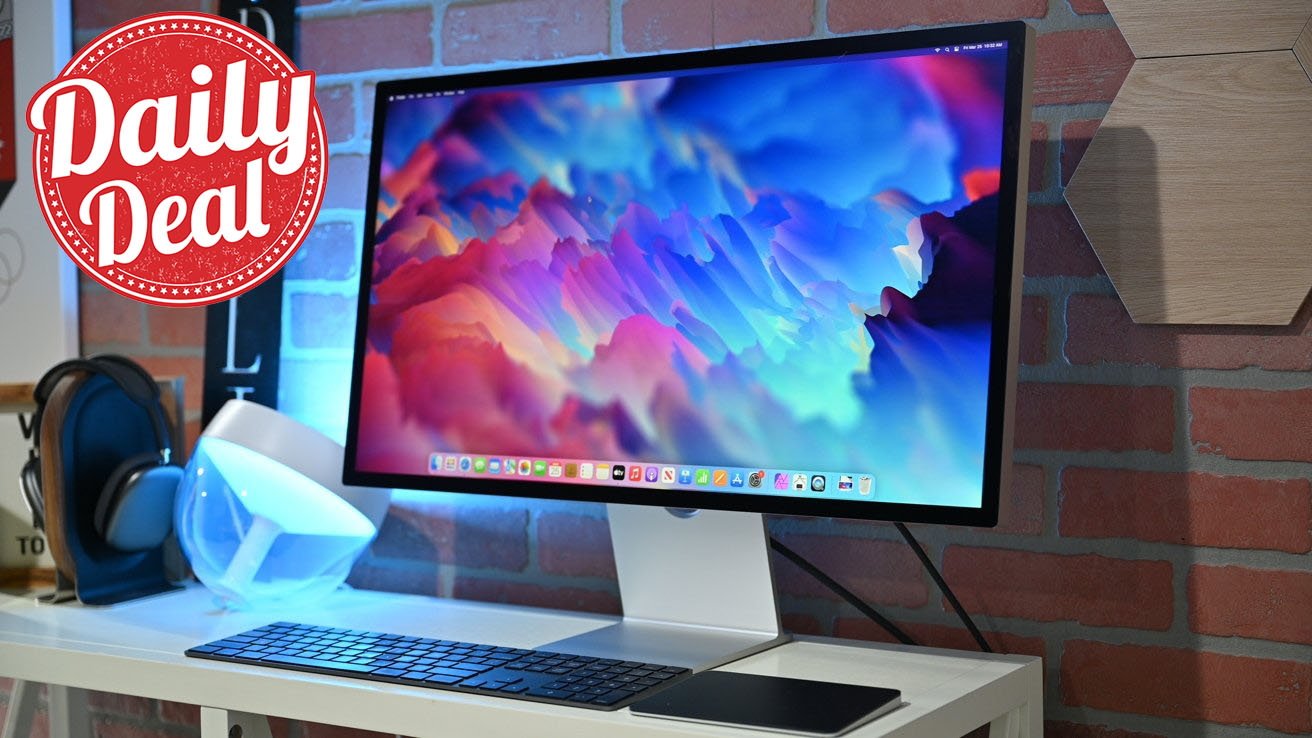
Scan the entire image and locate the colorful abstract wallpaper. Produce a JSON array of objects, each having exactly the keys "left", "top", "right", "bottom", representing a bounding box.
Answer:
[{"left": 353, "top": 45, "right": 1013, "bottom": 508}]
